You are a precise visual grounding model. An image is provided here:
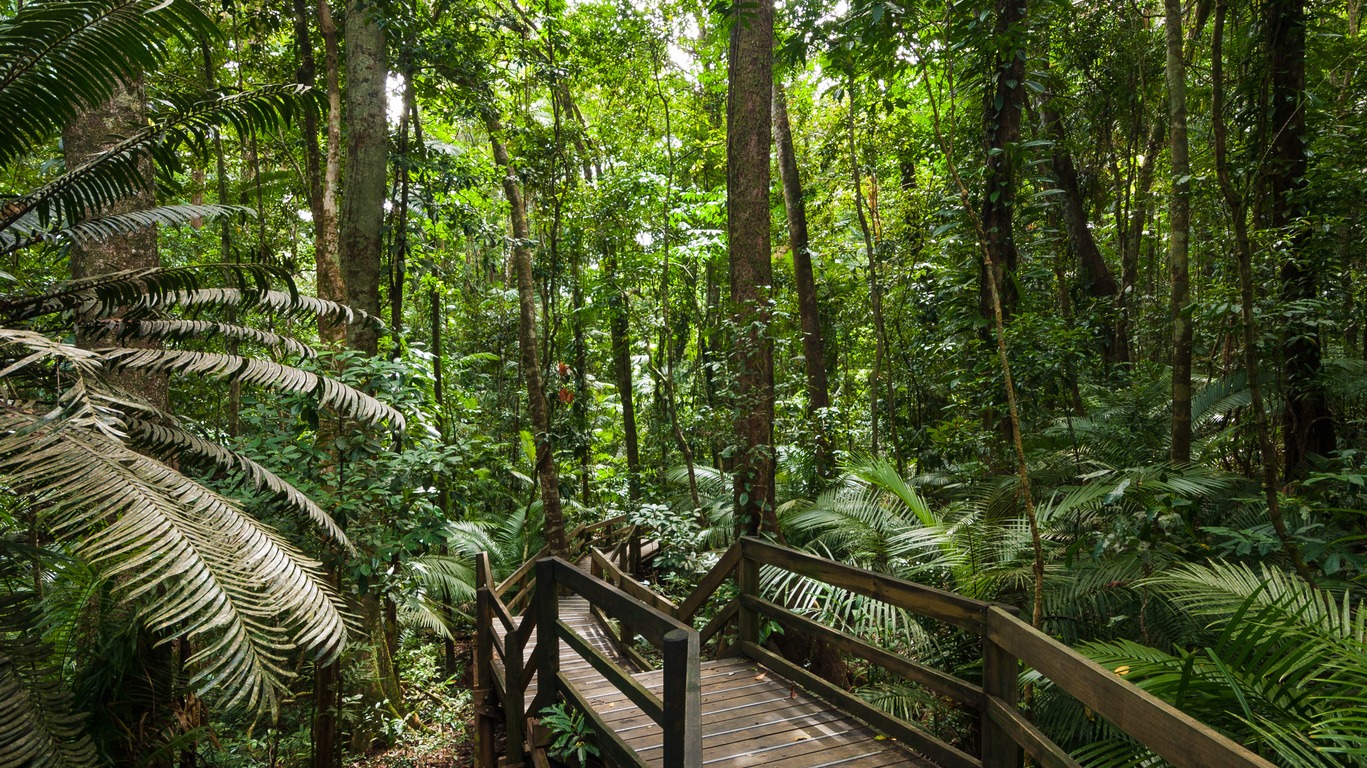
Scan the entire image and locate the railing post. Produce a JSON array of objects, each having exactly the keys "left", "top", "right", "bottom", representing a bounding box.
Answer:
[
  {"left": 474, "top": 554, "right": 496, "bottom": 768},
  {"left": 504, "top": 592, "right": 526, "bottom": 765},
  {"left": 737, "top": 540, "right": 759, "bottom": 648},
  {"left": 629, "top": 524, "right": 642, "bottom": 574},
  {"left": 662, "top": 628, "right": 702, "bottom": 768},
  {"left": 532, "top": 558, "right": 560, "bottom": 713},
  {"left": 982, "top": 611, "right": 1022, "bottom": 768}
]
